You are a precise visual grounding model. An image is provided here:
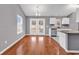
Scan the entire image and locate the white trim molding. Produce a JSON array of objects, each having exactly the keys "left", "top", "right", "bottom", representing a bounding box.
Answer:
[{"left": 66, "top": 50, "right": 79, "bottom": 53}]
